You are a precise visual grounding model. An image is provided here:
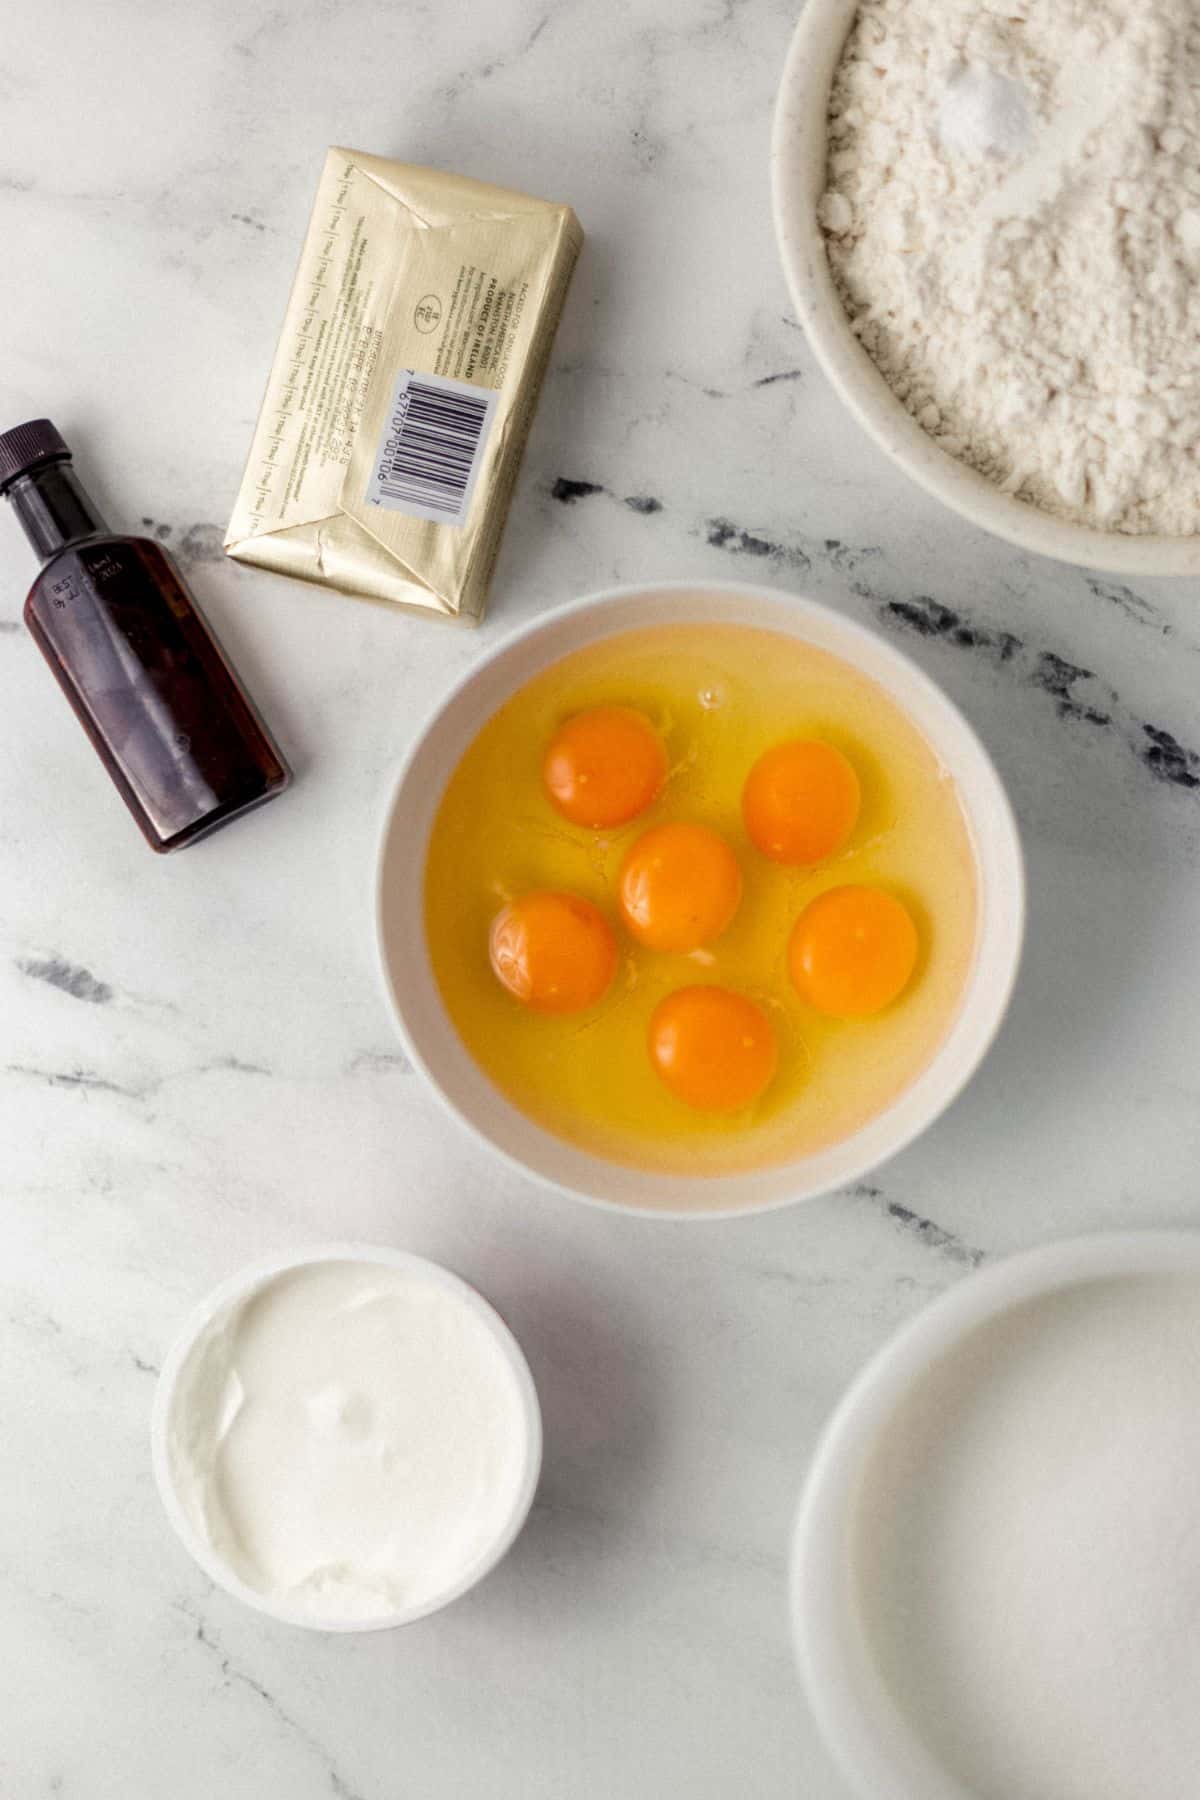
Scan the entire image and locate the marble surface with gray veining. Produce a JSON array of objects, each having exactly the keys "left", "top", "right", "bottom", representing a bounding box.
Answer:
[{"left": 3, "top": 1, "right": 1200, "bottom": 1795}]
